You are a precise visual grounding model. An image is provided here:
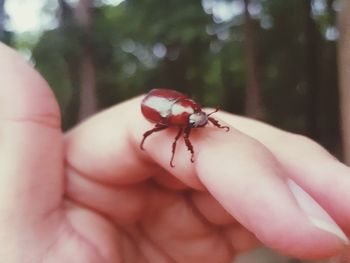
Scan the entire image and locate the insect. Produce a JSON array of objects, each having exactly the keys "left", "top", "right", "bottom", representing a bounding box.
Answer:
[{"left": 140, "top": 89, "right": 229, "bottom": 167}]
